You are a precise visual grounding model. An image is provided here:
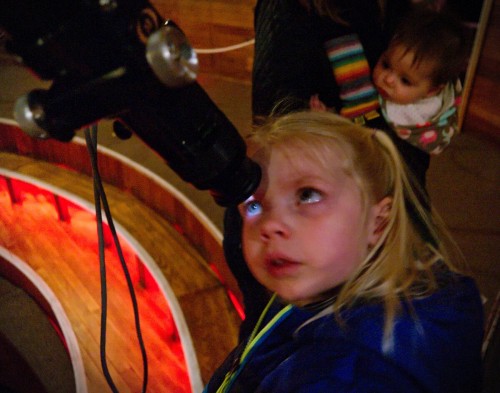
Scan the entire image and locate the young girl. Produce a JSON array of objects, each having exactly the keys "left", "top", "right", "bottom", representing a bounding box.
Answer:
[{"left": 205, "top": 111, "right": 483, "bottom": 392}]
